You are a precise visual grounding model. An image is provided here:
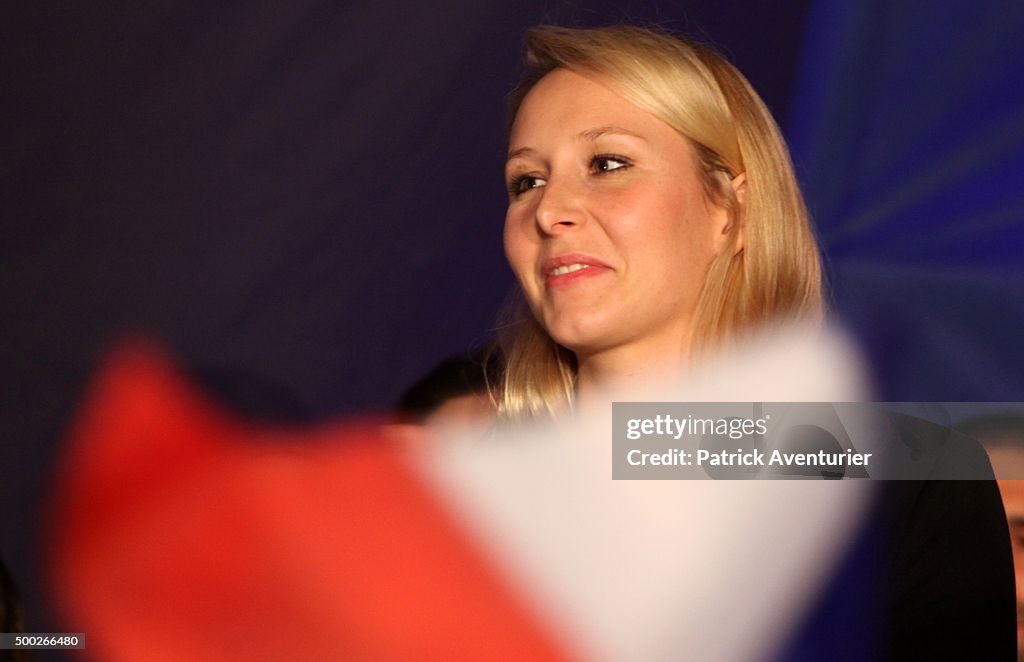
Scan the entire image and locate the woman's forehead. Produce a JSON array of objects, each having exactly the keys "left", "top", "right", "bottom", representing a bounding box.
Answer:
[{"left": 508, "top": 69, "right": 683, "bottom": 154}]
